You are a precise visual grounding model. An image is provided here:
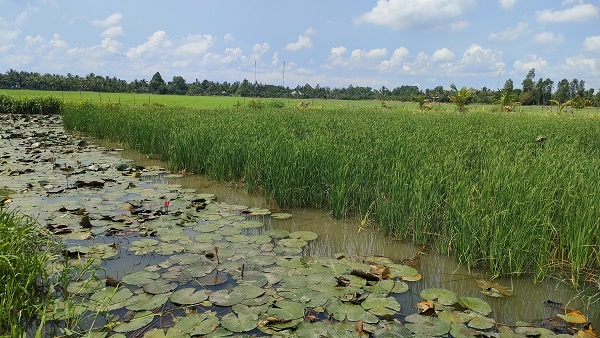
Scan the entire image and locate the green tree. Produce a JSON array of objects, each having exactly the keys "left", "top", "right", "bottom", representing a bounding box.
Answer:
[
  {"left": 520, "top": 68, "right": 536, "bottom": 105},
  {"left": 168, "top": 75, "right": 188, "bottom": 95},
  {"left": 497, "top": 89, "right": 520, "bottom": 111},
  {"left": 149, "top": 71, "right": 166, "bottom": 94},
  {"left": 449, "top": 84, "right": 475, "bottom": 112}
]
